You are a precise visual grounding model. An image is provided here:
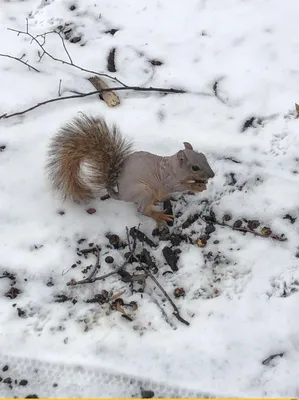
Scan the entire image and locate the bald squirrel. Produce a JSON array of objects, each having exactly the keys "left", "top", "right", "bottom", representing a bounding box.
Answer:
[{"left": 46, "top": 114, "right": 215, "bottom": 224}]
